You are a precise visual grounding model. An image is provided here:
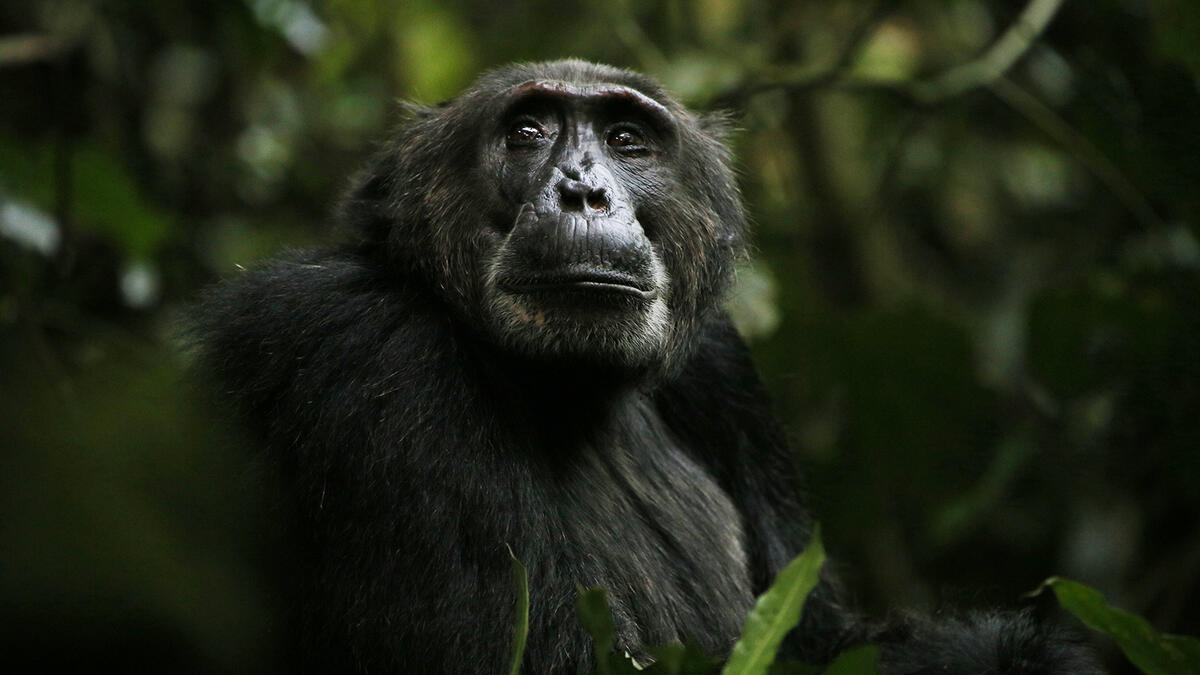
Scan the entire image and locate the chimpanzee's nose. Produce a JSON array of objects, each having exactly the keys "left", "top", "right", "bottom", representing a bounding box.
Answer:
[{"left": 557, "top": 176, "right": 610, "bottom": 213}]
